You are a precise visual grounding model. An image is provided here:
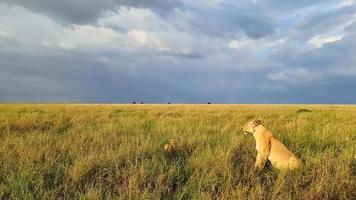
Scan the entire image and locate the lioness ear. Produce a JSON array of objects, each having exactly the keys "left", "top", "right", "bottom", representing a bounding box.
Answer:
[{"left": 254, "top": 120, "right": 261, "bottom": 126}]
